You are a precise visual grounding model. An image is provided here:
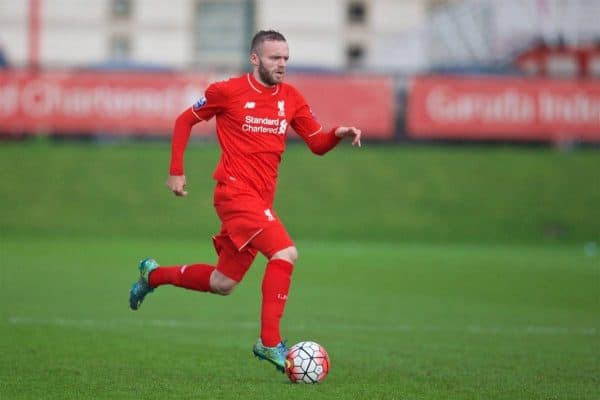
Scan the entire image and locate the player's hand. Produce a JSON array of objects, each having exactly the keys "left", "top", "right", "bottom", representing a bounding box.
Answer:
[
  {"left": 335, "top": 126, "right": 362, "bottom": 147},
  {"left": 166, "top": 175, "right": 188, "bottom": 197}
]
